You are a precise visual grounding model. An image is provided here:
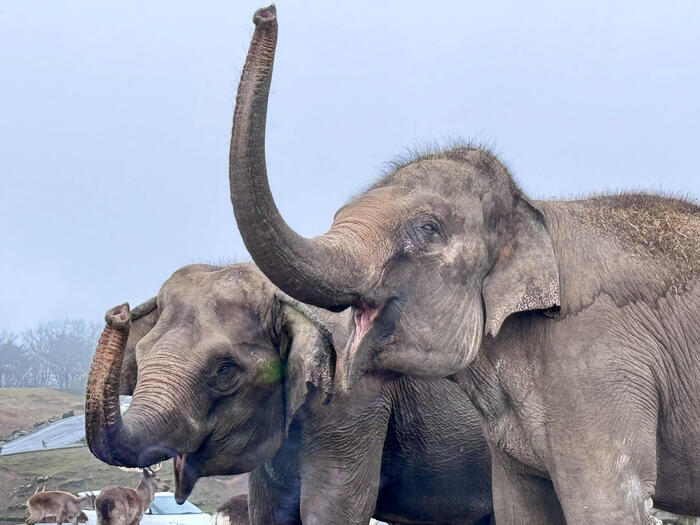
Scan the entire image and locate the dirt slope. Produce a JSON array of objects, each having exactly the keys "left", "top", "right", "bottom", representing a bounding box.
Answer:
[
  {"left": 0, "top": 447, "right": 246, "bottom": 525},
  {"left": 0, "top": 389, "right": 84, "bottom": 441}
]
